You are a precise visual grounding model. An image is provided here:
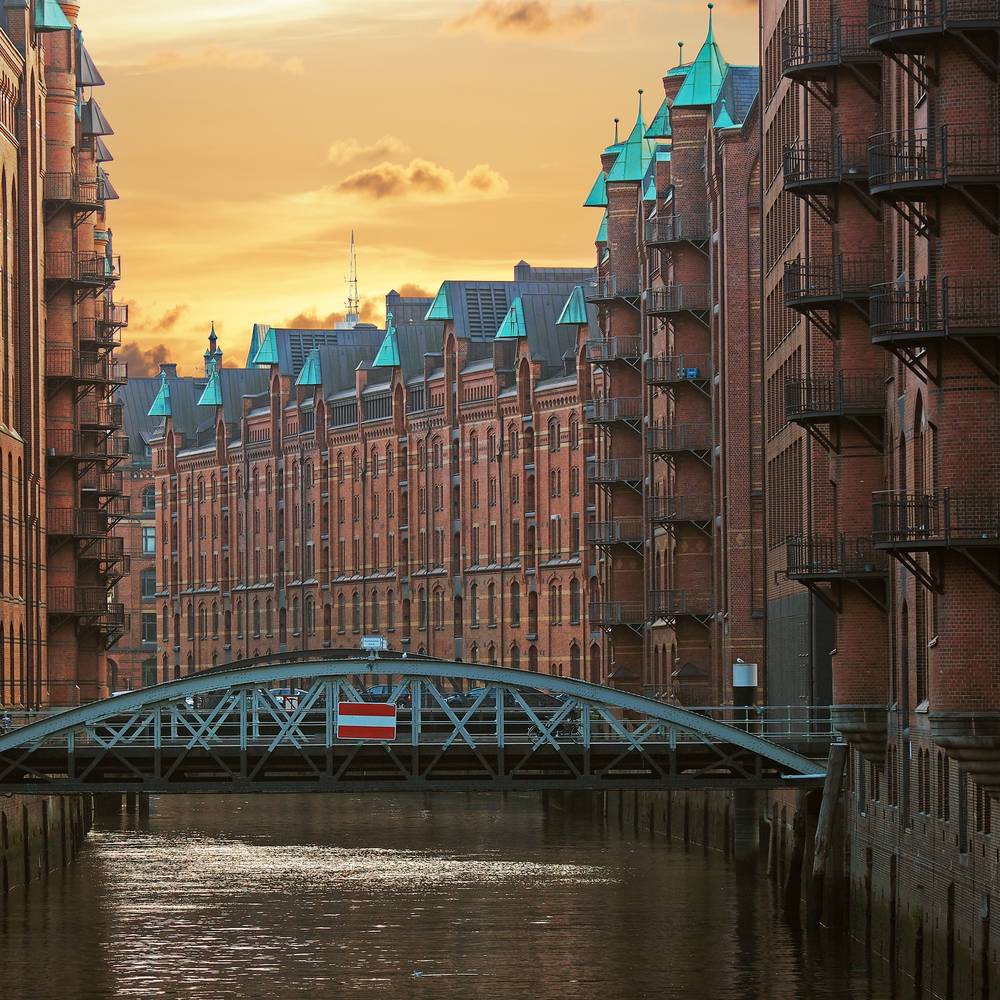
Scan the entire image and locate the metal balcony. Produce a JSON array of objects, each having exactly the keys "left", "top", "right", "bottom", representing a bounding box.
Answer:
[
  {"left": 647, "top": 495, "right": 714, "bottom": 526},
  {"left": 77, "top": 318, "right": 122, "bottom": 349},
  {"left": 784, "top": 372, "right": 886, "bottom": 451},
  {"left": 586, "top": 518, "right": 645, "bottom": 547},
  {"left": 46, "top": 429, "right": 130, "bottom": 464},
  {"left": 644, "top": 213, "right": 710, "bottom": 248},
  {"left": 873, "top": 490, "right": 1000, "bottom": 548},
  {"left": 648, "top": 589, "right": 714, "bottom": 623},
  {"left": 47, "top": 508, "right": 112, "bottom": 538},
  {"left": 48, "top": 584, "right": 125, "bottom": 625},
  {"left": 46, "top": 349, "right": 127, "bottom": 385},
  {"left": 588, "top": 601, "right": 646, "bottom": 627},
  {"left": 587, "top": 273, "right": 642, "bottom": 302},
  {"left": 781, "top": 18, "right": 881, "bottom": 83},
  {"left": 783, "top": 255, "right": 883, "bottom": 313},
  {"left": 584, "top": 397, "right": 643, "bottom": 426},
  {"left": 869, "top": 127, "right": 1000, "bottom": 202},
  {"left": 783, "top": 138, "right": 871, "bottom": 194},
  {"left": 43, "top": 172, "right": 102, "bottom": 213},
  {"left": 80, "top": 536, "right": 131, "bottom": 582},
  {"left": 78, "top": 400, "right": 124, "bottom": 430},
  {"left": 869, "top": 0, "right": 1000, "bottom": 53},
  {"left": 584, "top": 337, "right": 642, "bottom": 364},
  {"left": 646, "top": 354, "right": 711, "bottom": 390},
  {"left": 585, "top": 457, "right": 644, "bottom": 486},
  {"left": 870, "top": 280, "right": 1000, "bottom": 378},
  {"left": 647, "top": 423, "right": 713, "bottom": 459},
  {"left": 645, "top": 284, "right": 710, "bottom": 317},
  {"left": 96, "top": 299, "right": 129, "bottom": 330},
  {"left": 80, "top": 469, "right": 126, "bottom": 499},
  {"left": 786, "top": 535, "right": 888, "bottom": 581},
  {"left": 45, "top": 251, "right": 121, "bottom": 288}
]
